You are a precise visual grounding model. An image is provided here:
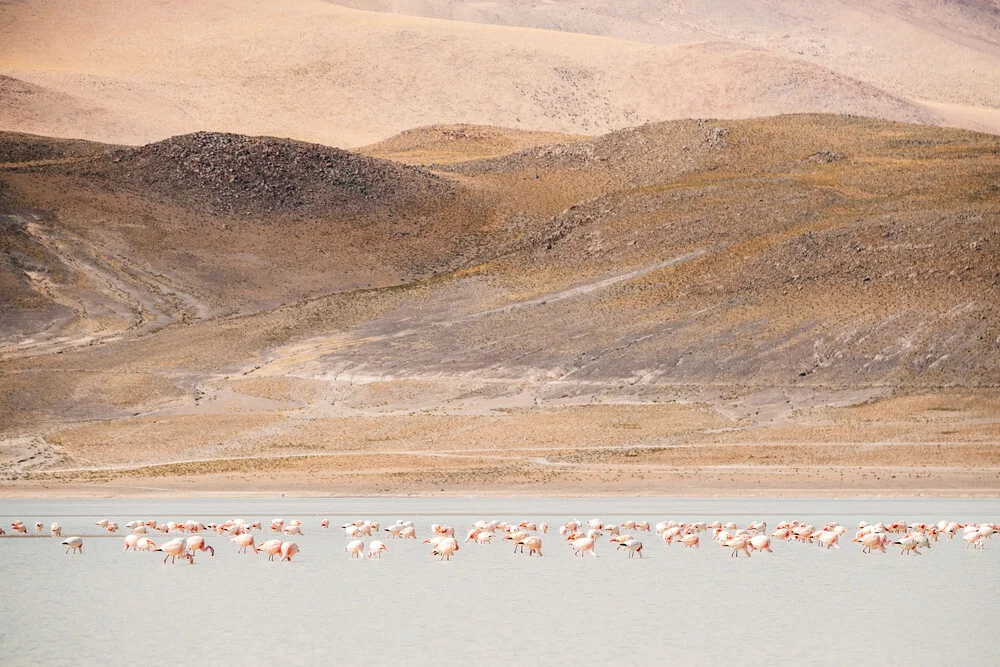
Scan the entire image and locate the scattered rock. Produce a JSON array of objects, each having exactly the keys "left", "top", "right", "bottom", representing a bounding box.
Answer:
[
  {"left": 808, "top": 148, "right": 845, "bottom": 163},
  {"left": 705, "top": 126, "right": 729, "bottom": 149}
]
